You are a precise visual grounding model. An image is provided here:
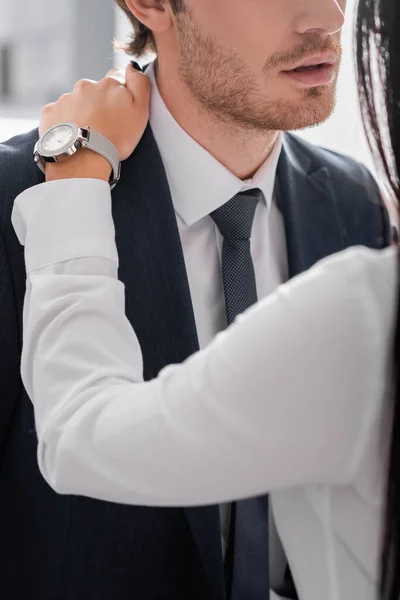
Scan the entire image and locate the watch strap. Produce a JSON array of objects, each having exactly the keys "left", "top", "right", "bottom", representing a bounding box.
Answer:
[{"left": 81, "top": 128, "right": 121, "bottom": 190}]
